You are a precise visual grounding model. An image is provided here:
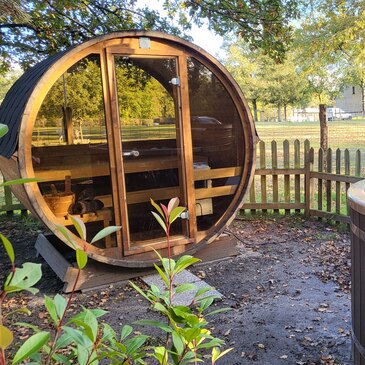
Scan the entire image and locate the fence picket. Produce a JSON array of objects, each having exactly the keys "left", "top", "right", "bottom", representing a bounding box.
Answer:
[
  {"left": 318, "top": 148, "right": 323, "bottom": 215},
  {"left": 294, "top": 140, "right": 301, "bottom": 213},
  {"left": 2, "top": 139, "right": 363, "bottom": 224},
  {"left": 356, "top": 150, "right": 361, "bottom": 176},
  {"left": 335, "top": 149, "right": 341, "bottom": 214},
  {"left": 345, "top": 149, "right": 350, "bottom": 216},
  {"left": 326, "top": 148, "right": 332, "bottom": 213},
  {"left": 272, "top": 140, "right": 279, "bottom": 214},
  {"left": 260, "top": 141, "right": 267, "bottom": 213},
  {"left": 249, "top": 177, "right": 256, "bottom": 214},
  {"left": 283, "top": 140, "right": 290, "bottom": 214}
]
